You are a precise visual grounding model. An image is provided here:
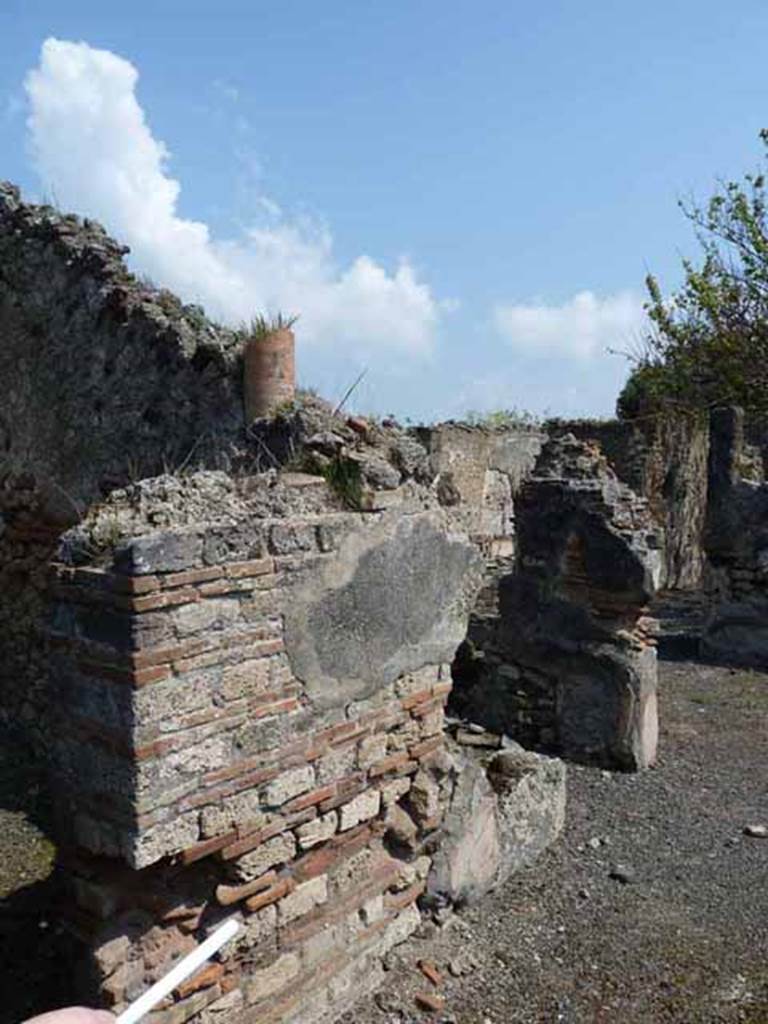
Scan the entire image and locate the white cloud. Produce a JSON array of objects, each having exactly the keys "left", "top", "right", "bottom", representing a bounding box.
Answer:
[
  {"left": 494, "top": 289, "right": 646, "bottom": 360},
  {"left": 24, "top": 38, "right": 441, "bottom": 361}
]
